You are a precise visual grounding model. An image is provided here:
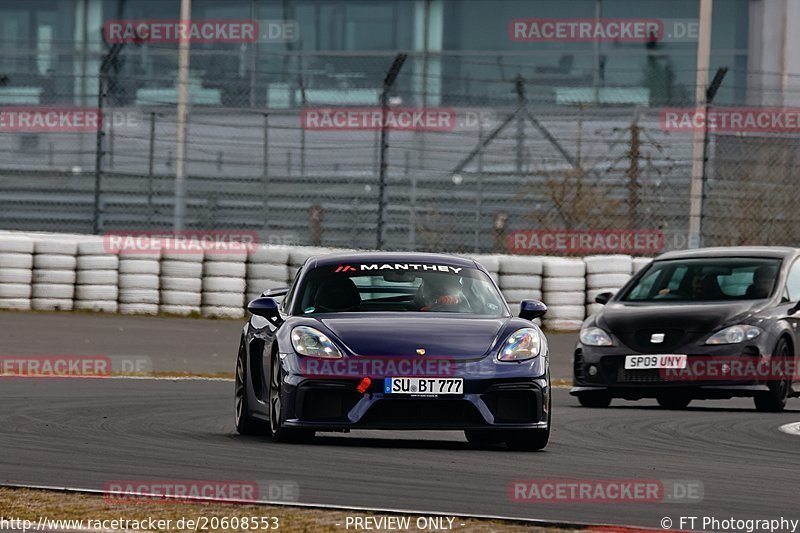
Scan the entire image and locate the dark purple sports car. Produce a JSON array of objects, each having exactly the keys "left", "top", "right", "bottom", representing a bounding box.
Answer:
[{"left": 234, "top": 252, "right": 551, "bottom": 450}]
